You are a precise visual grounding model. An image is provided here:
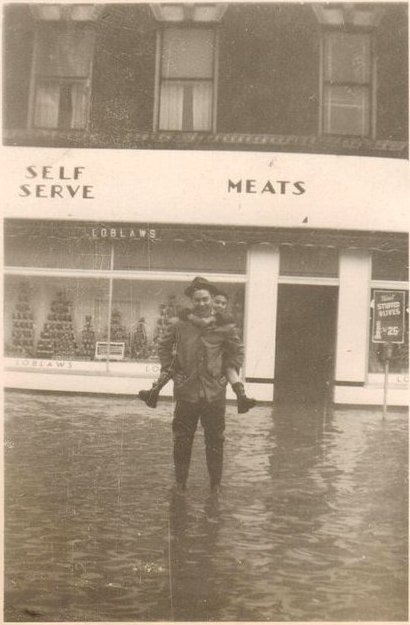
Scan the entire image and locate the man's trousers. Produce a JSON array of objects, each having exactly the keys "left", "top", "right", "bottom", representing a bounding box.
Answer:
[{"left": 172, "top": 398, "right": 226, "bottom": 489}]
